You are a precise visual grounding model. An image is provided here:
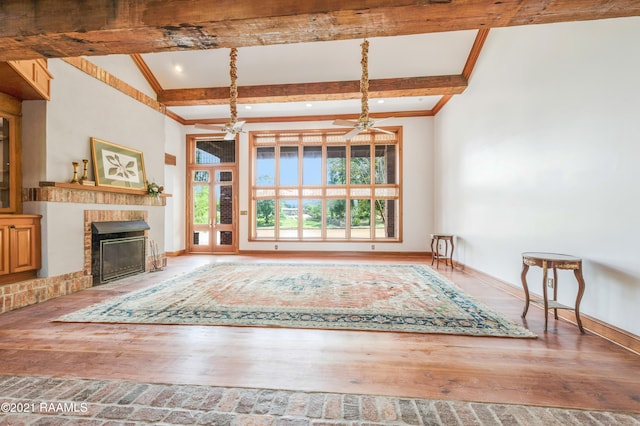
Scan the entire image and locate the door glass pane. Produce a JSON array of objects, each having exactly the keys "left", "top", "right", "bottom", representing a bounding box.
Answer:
[
  {"left": 326, "top": 199, "right": 346, "bottom": 239},
  {"left": 326, "top": 146, "right": 346, "bottom": 185},
  {"left": 216, "top": 170, "right": 233, "bottom": 182},
  {"left": 256, "top": 147, "right": 275, "bottom": 186},
  {"left": 350, "top": 145, "right": 370, "bottom": 184},
  {"left": 279, "top": 199, "right": 298, "bottom": 239},
  {"left": 256, "top": 199, "right": 276, "bottom": 238},
  {"left": 0, "top": 117, "right": 9, "bottom": 208},
  {"left": 193, "top": 185, "right": 210, "bottom": 224},
  {"left": 192, "top": 230, "right": 210, "bottom": 246},
  {"left": 279, "top": 146, "right": 298, "bottom": 186},
  {"left": 195, "top": 140, "right": 235, "bottom": 164},
  {"left": 375, "top": 145, "right": 396, "bottom": 184},
  {"left": 193, "top": 170, "right": 209, "bottom": 183},
  {"left": 350, "top": 199, "right": 371, "bottom": 239},
  {"left": 303, "top": 146, "right": 322, "bottom": 185},
  {"left": 217, "top": 231, "right": 233, "bottom": 246},
  {"left": 217, "top": 184, "right": 233, "bottom": 225},
  {"left": 302, "top": 199, "right": 322, "bottom": 238}
]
